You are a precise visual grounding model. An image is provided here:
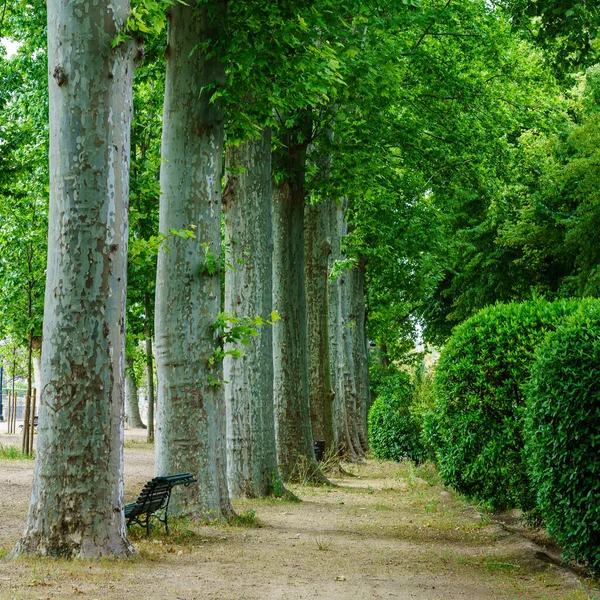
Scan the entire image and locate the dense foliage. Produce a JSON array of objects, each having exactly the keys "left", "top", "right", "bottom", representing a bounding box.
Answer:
[
  {"left": 526, "top": 300, "right": 600, "bottom": 574},
  {"left": 422, "top": 59, "right": 600, "bottom": 346},
  {"left": 425, "top": 298, "right": 581, "bottom": 510},
  {"left": 368, "top": 368, "right": 425, "bottom": 464}
]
